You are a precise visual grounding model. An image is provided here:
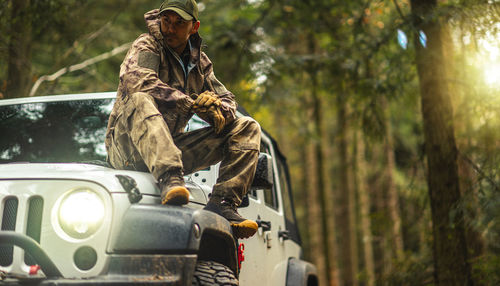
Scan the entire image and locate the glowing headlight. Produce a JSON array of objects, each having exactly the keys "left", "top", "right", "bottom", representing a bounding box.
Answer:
[{"left": 58, "top": 190, "right": 105, "bottom": 239}]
